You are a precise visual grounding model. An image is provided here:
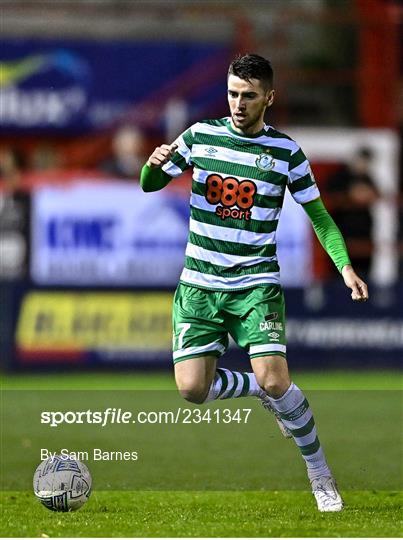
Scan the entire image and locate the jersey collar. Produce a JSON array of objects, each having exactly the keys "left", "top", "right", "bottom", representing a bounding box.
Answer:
[{"left": 225, "top": 117, "right": 268, "bottom": 139}]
